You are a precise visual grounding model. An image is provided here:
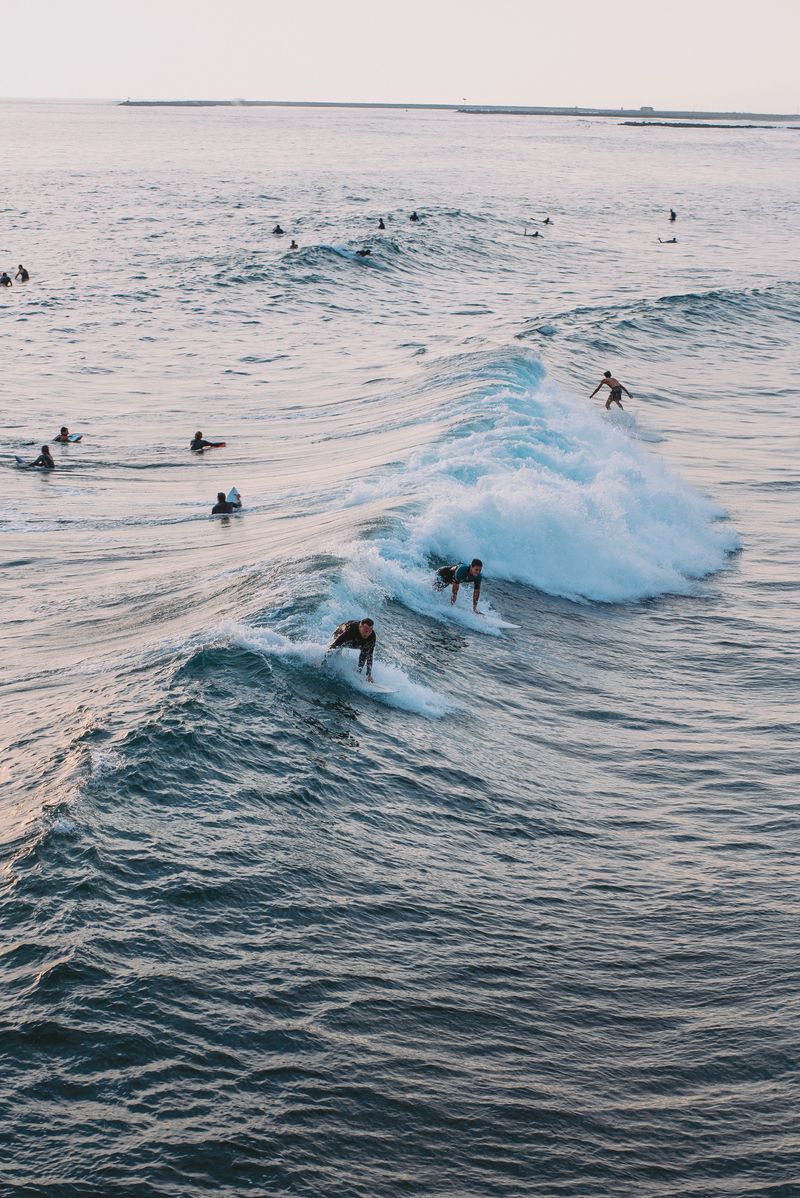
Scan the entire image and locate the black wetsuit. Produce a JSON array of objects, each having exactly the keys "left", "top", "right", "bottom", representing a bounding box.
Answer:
[
  {"left": 329, "top": 621, "right": 376, "bottom": 675},
  {"left": 33, "top": 453, "right": 55, "bottom": 469},
  {"left": 211, "top": 499, "right": 240, "bottom": 514},
  {"left": 435, "top": 563, "right": 483, "bottom": 601},
  {"left": 191, "top": 438, "right": 214, "bottom": 451},
  {"left": 16, "top": 268, "right": 29, "bottom": 282},
  {"left": 0, "top": 274, "right": 12, "bottom": 287}
]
